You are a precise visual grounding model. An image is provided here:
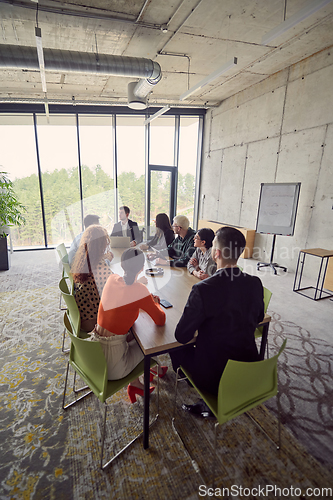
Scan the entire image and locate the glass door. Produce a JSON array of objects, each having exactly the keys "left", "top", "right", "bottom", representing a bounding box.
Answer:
[{"left": 147, "top": 165, "right": 177, "bottom": 239}]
